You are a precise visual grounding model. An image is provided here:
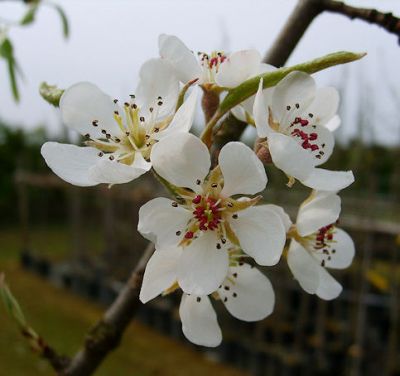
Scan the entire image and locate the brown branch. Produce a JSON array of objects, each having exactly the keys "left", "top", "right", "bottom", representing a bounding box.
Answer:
[
  {"left": 323, "top": 0, "right": 400, "bottom": 44},
  {"left": 60, "top": 243, "right": 155, "bottom": 376},
  {"left": 264, "top": 0, "right": 400, "bottom": 66},
  {"left": 263, "top": 0, "right": 324, "bottom": 66}
]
